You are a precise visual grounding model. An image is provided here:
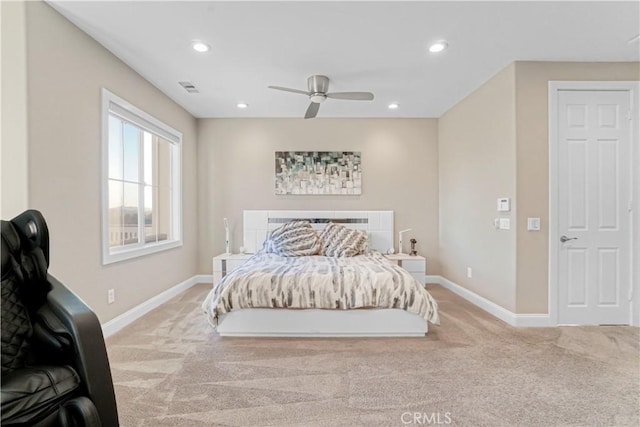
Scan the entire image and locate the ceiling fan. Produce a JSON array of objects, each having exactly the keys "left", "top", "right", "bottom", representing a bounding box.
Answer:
[{"left": 268, "top": 75, "right": 374, "bottom": 119}]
